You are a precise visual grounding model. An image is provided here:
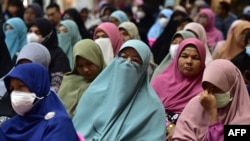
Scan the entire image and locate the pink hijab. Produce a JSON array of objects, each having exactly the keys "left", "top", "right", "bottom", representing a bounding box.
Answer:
[
  {"left": 173, "top": 59, "right": 250, "bottom": 141},
  {"left": 93, "top": 22, "right": 123, "bottom": 55},
  {"left": 199, "top": 8, "right": 223, "bottom": 49},
  {"left": 151, "top": 38, "right": 206, "bottom": 114}
]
